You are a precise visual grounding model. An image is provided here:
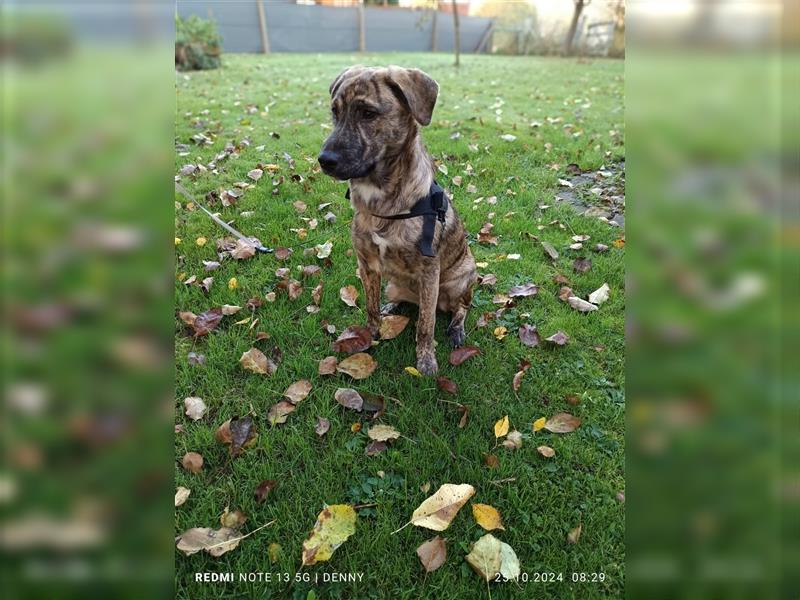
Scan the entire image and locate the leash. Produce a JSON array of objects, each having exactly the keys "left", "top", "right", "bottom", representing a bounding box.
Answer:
[
  {"left": 175, "top": 181, "right": 273, "bottom": 254},
  {"left": 345, "top": 181, "right": 447, "bottom": 258}
]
